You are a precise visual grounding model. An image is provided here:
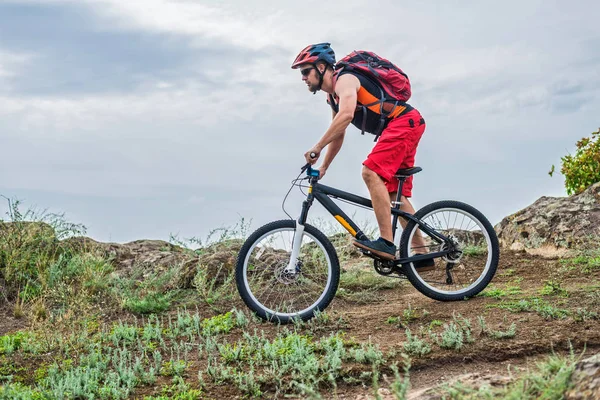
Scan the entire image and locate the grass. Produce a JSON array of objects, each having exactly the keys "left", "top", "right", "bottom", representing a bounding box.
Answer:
[
  {"left": 559, "top": 250, "right": 600, "bottom": 273},
  {"left": 487, "top": 297, "right": 570, "bottom": 320},
  {"left": 539, "top": 280, "right": 569, "bottom": 297},
  {"left": 478, "top": 283, "right": 522, "bottom": 299},
  {"left": 462, "top": 245, "right": 488, "bottom": 256}
]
